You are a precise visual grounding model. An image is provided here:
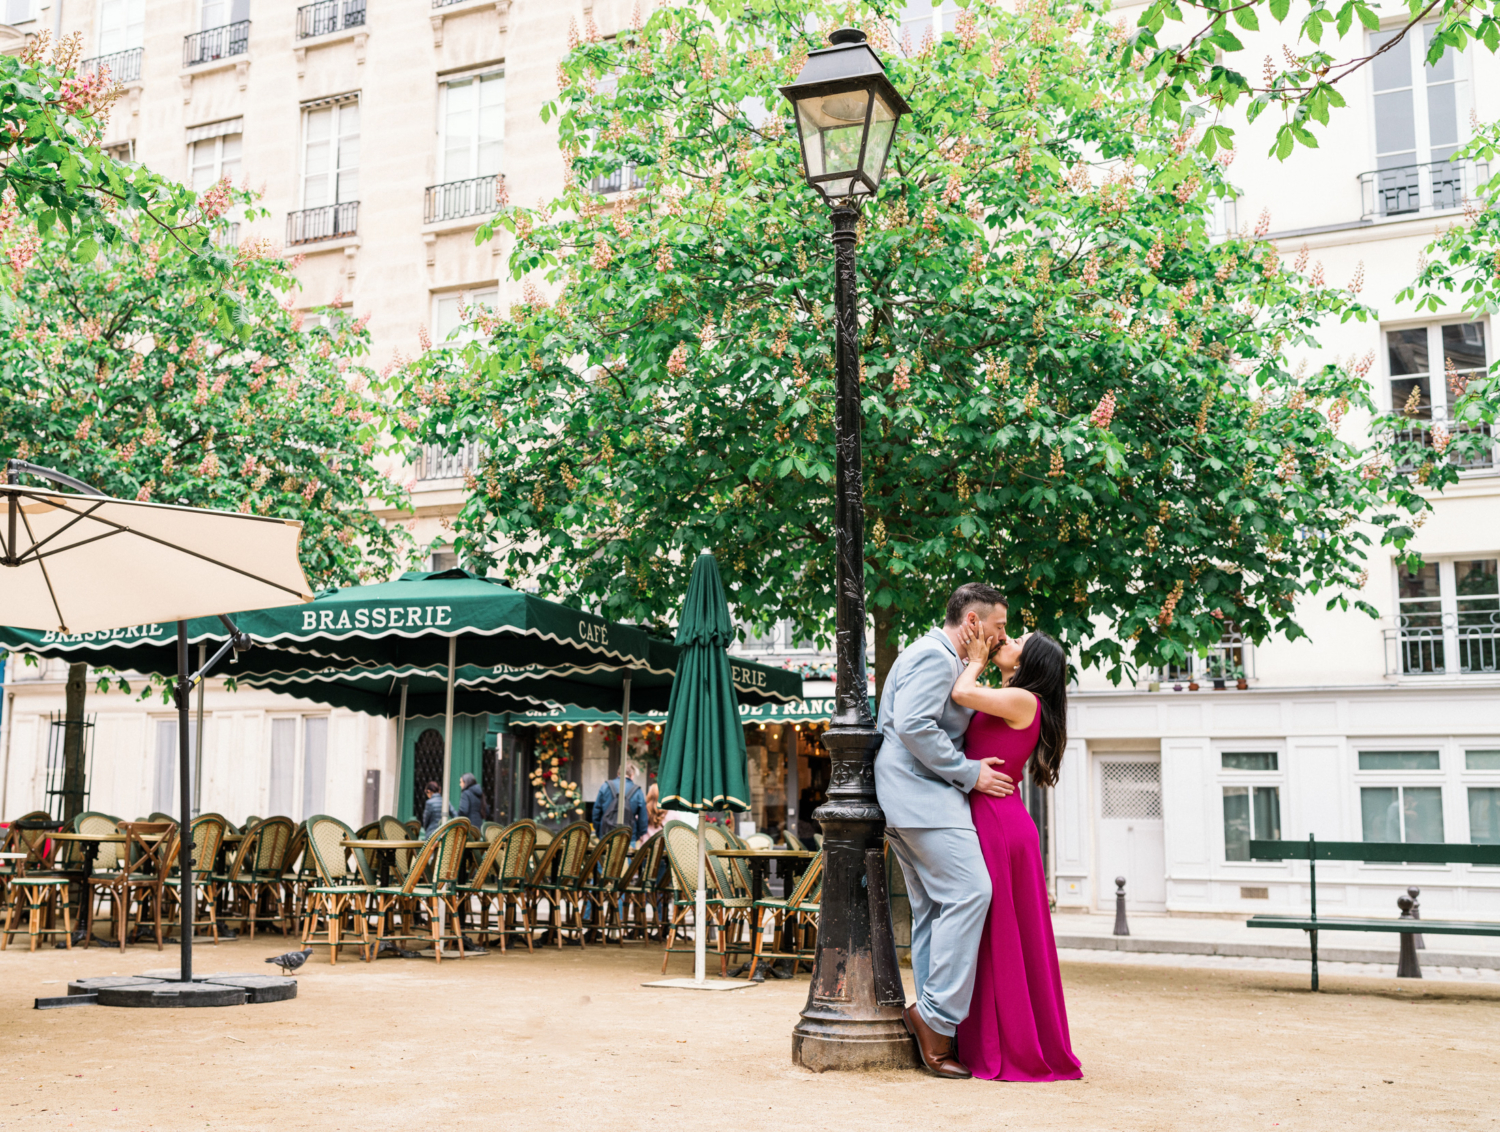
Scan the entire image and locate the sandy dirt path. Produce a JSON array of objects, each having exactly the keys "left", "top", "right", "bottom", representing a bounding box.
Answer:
[{"left": 2, "top": 937, "right": 1497, "bottom": 1131}]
